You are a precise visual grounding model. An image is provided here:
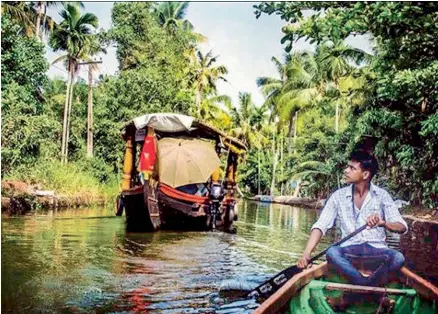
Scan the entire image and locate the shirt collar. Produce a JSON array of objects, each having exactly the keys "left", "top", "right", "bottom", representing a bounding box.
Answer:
[{"left": 346, "top": 182, "right": 379, "bottom": 198}]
